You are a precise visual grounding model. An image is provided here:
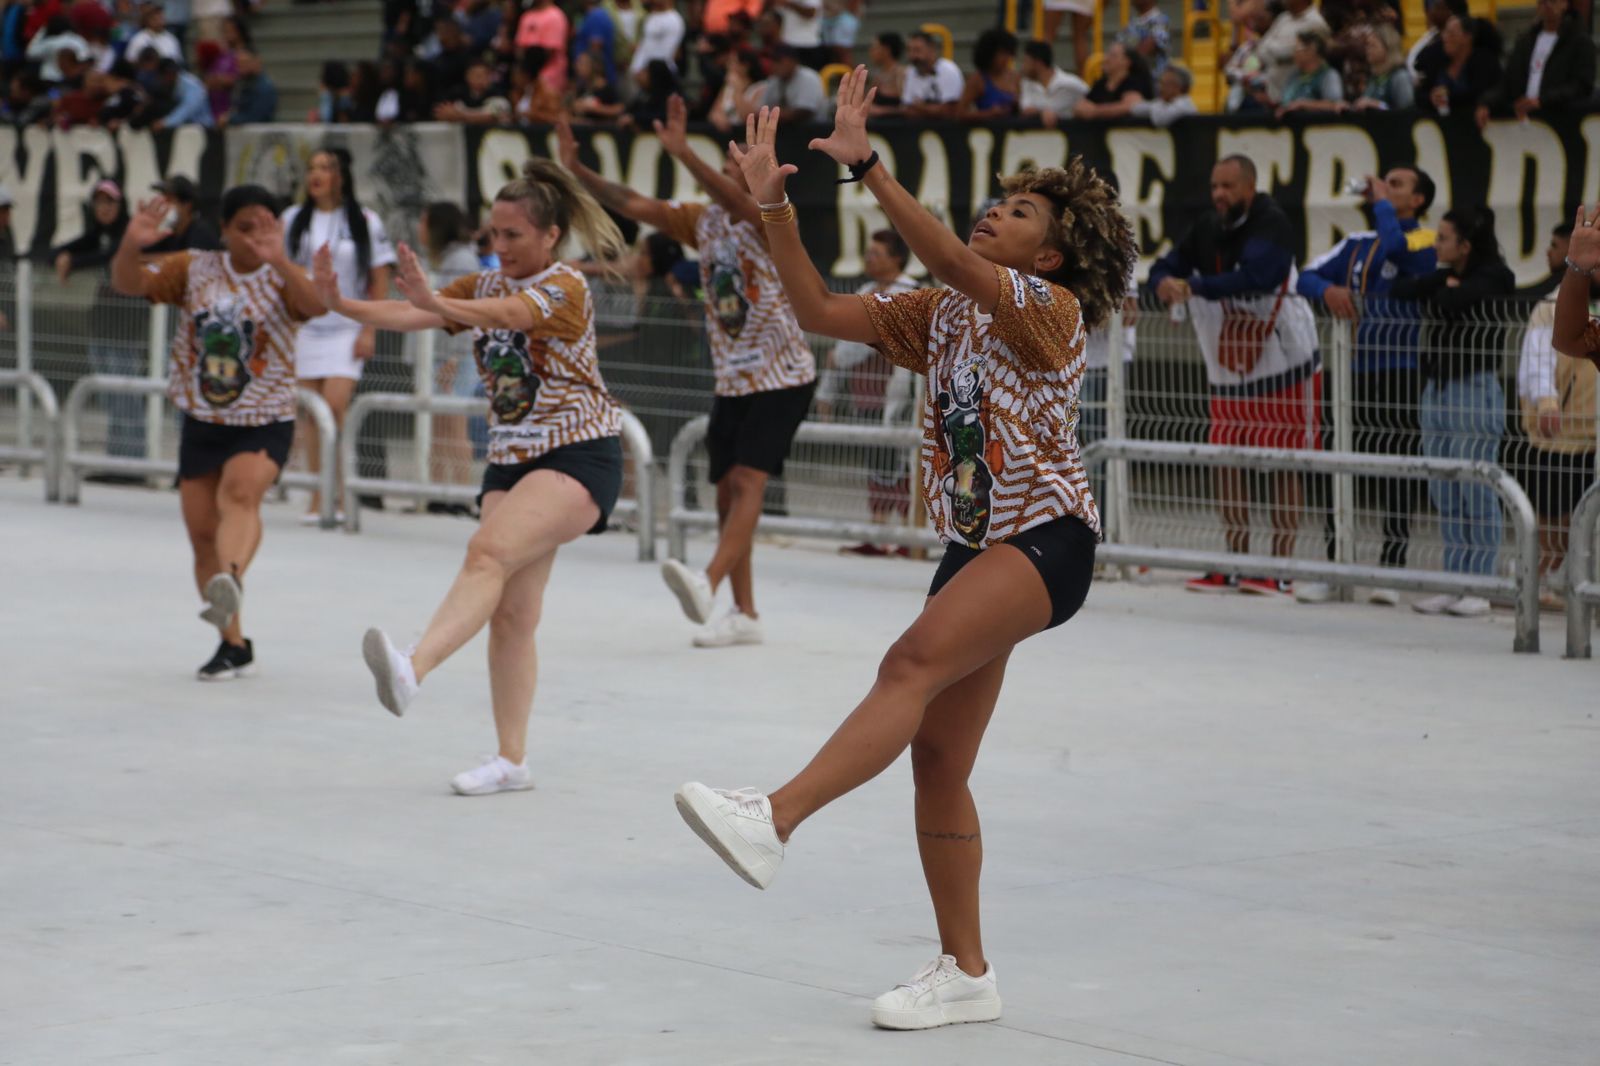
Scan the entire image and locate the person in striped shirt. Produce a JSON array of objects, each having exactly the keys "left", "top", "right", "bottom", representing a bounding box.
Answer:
[{"left": 110, "top": 184, "right": 326, "bottom": 682}]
